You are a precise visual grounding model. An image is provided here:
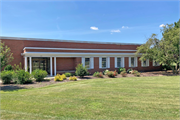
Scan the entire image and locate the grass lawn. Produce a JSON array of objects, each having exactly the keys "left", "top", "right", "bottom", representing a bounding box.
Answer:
[{"left": 1, "top": 76, "right": 179, "bottom": 119}]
